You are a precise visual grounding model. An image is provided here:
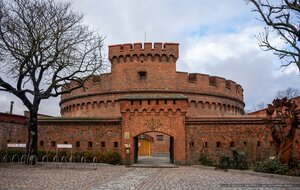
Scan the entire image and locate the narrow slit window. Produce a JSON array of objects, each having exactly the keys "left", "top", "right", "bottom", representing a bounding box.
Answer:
[
  {"left": 190, "top": 142, "right": 194, "bottom": 148},
  {"left": 114, "top": 142, "right": 118, "bottom": 148},
  {"left": 51, "top": 141, "right": 56, "bottom": 147},
  {"left": 138, "top": 71, "right": 147, "bottom": 80},
  {"left": 257, "top": 141, "right": 261, "bottom": 147},
  {"left": 39, "top": 141, "right": 44, "bottom": 147}
]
